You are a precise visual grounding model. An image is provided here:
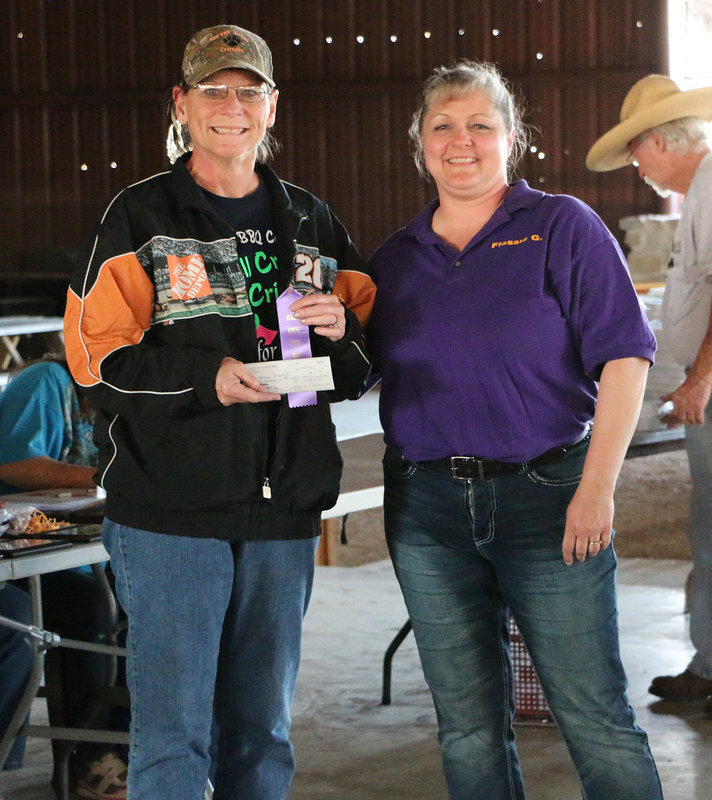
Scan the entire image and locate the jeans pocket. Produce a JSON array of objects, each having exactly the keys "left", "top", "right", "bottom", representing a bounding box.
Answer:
[
  {"left": 525, "top": 440, "right": 588, "bottom": 486},
  {"left": 383, "top": 445, "right": 418, "bottom": 479}
]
